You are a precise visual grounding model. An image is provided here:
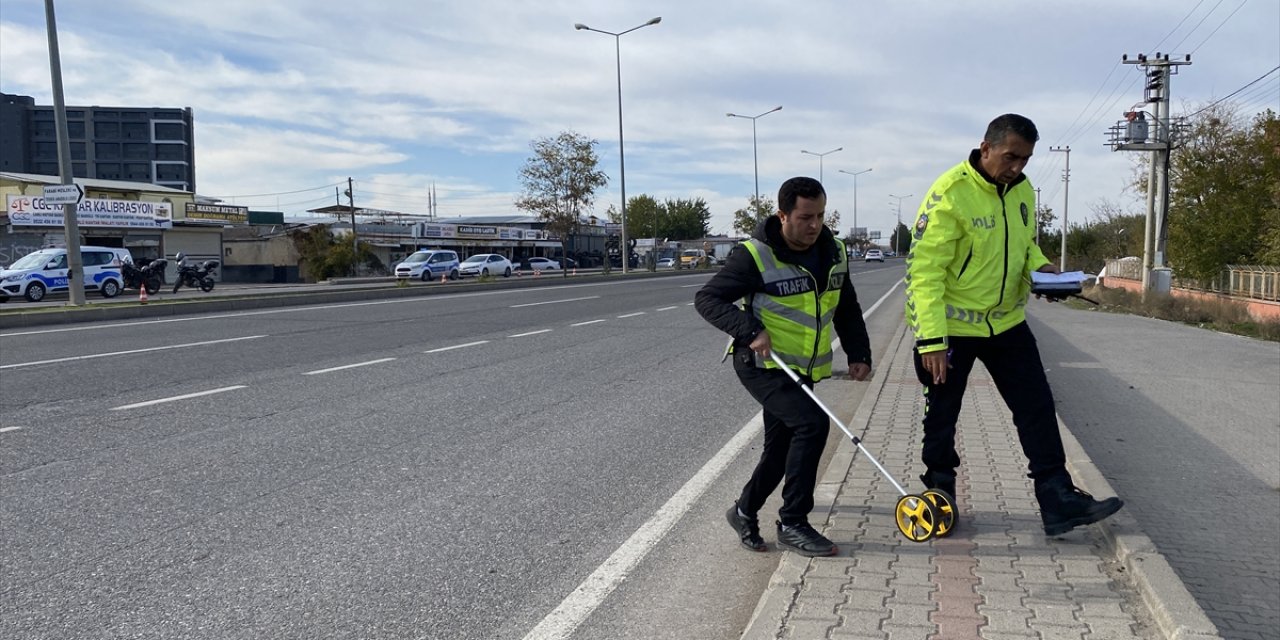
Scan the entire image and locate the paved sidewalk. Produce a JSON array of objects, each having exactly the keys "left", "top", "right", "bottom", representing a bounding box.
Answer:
[{"left": 740, "top": 324, "right": 1221, "bottom": 640}]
